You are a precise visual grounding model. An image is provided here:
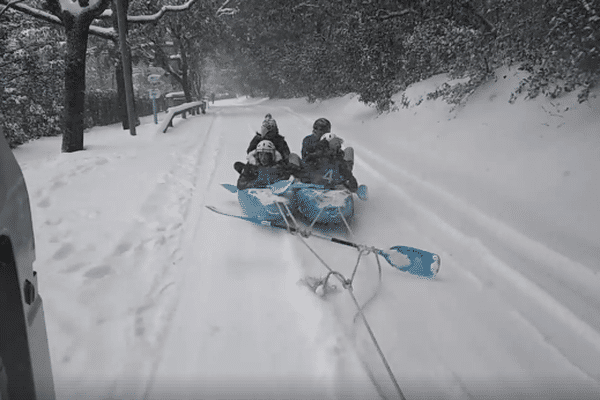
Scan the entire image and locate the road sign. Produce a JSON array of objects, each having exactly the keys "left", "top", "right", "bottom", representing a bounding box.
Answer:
[
  {"left": 147, "top": 74, "right": 162, "bottom": 83},
  {"left": 149, "top": 88, "right": 161, "bottom": 98}
]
